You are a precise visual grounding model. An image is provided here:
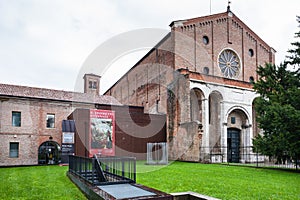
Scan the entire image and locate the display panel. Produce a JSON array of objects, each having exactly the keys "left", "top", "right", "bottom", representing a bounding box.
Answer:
[{"left": 90, "top": 109, "right": 115, "bottom": 157}]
